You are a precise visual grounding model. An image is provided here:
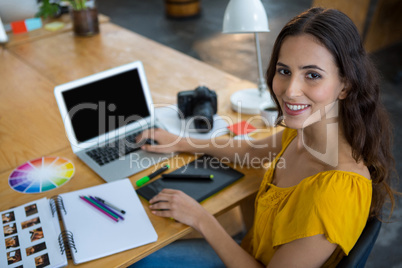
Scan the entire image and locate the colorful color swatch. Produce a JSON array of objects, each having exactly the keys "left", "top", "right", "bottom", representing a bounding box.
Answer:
[{"left": 9, "top": 157, "right": 74, "bottom": 194}]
